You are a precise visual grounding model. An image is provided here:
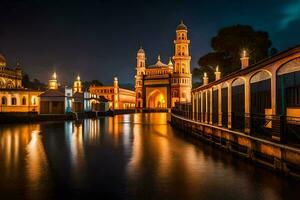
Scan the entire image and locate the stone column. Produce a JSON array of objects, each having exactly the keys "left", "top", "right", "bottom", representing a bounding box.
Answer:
[
  {"left": 200, "top": 92, "right": 204, "bottom": 122},
  {"left": 218, "top": 84, "right": 222, "bottom": 126},
  {"left": 196, "top": 92, "right": 199, "bottom": 121},
  {"left": 271, "top": 70, "right": 277, "bottom": 115},
  {"left": 244, "top": 78, "right": 250, "bottom": 134},
  {"left": 228, "top": 82, "right": 232, "bottom": 129},
  {"left": 209, "top": 88, "right": 213, "bottom": 125},
  {"left": 205, "top": 90, "right": 208, "bottom": 123}
]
